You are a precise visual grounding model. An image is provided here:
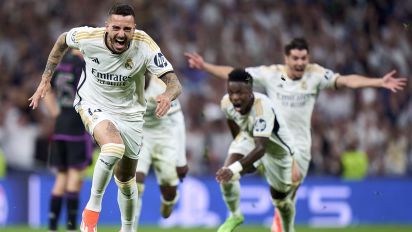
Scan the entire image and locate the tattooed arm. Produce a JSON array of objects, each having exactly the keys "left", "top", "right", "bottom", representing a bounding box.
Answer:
[
  {"left": 155, "top": 72, "right": 182, "bottom": 118},
  {"left": 160, "top": 72, "right": 182, "bottom": 101},
  {"left": 29, "top": 32, "right": 69, "bottom": 109}
]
